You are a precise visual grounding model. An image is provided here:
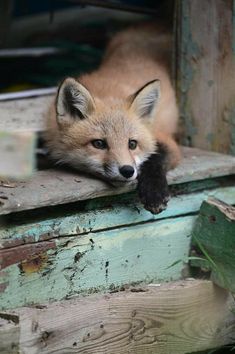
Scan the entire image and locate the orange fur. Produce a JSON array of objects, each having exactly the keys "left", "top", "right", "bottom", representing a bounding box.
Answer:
[{"left": 45, "top": 24, "right": 180, "bottom": 182}]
